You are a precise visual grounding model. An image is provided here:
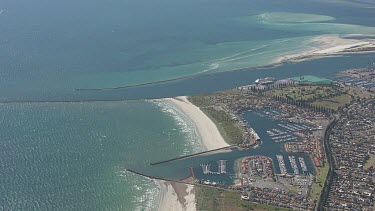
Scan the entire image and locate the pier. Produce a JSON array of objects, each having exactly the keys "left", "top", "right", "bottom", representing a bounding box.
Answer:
[
  {"left": 276, "top": 155, "right": 287, "bottom": 175},
  {"left": 150, "top": 145, "right": 233, "bottom": 165},
  {"left": 218, "top": 160, "right": 227, "bottom": 174},
  {"left": 200, "top": 160, "right": 227, "bottom": 175},
  {"left": 288, "top": 156, "right": 300, "bottom": 175},
  {"left": 200, "top": 164, "right": 212, "bottom": 174},
  {"left": 265, "top": 122, "right": 312, "bottom": 143},
  {"left": 298, "top": 157, "right": 308, "bottom": 172}
]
